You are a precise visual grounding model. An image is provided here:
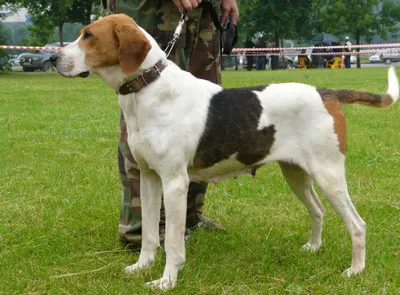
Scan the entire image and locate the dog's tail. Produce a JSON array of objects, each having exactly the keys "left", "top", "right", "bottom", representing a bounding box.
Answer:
[
  {"left": 319, "top": 66, "right": 399, "bottom": 108},
  {"left": 385, "top": 66, "right": 399, "bottom": 107}
]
